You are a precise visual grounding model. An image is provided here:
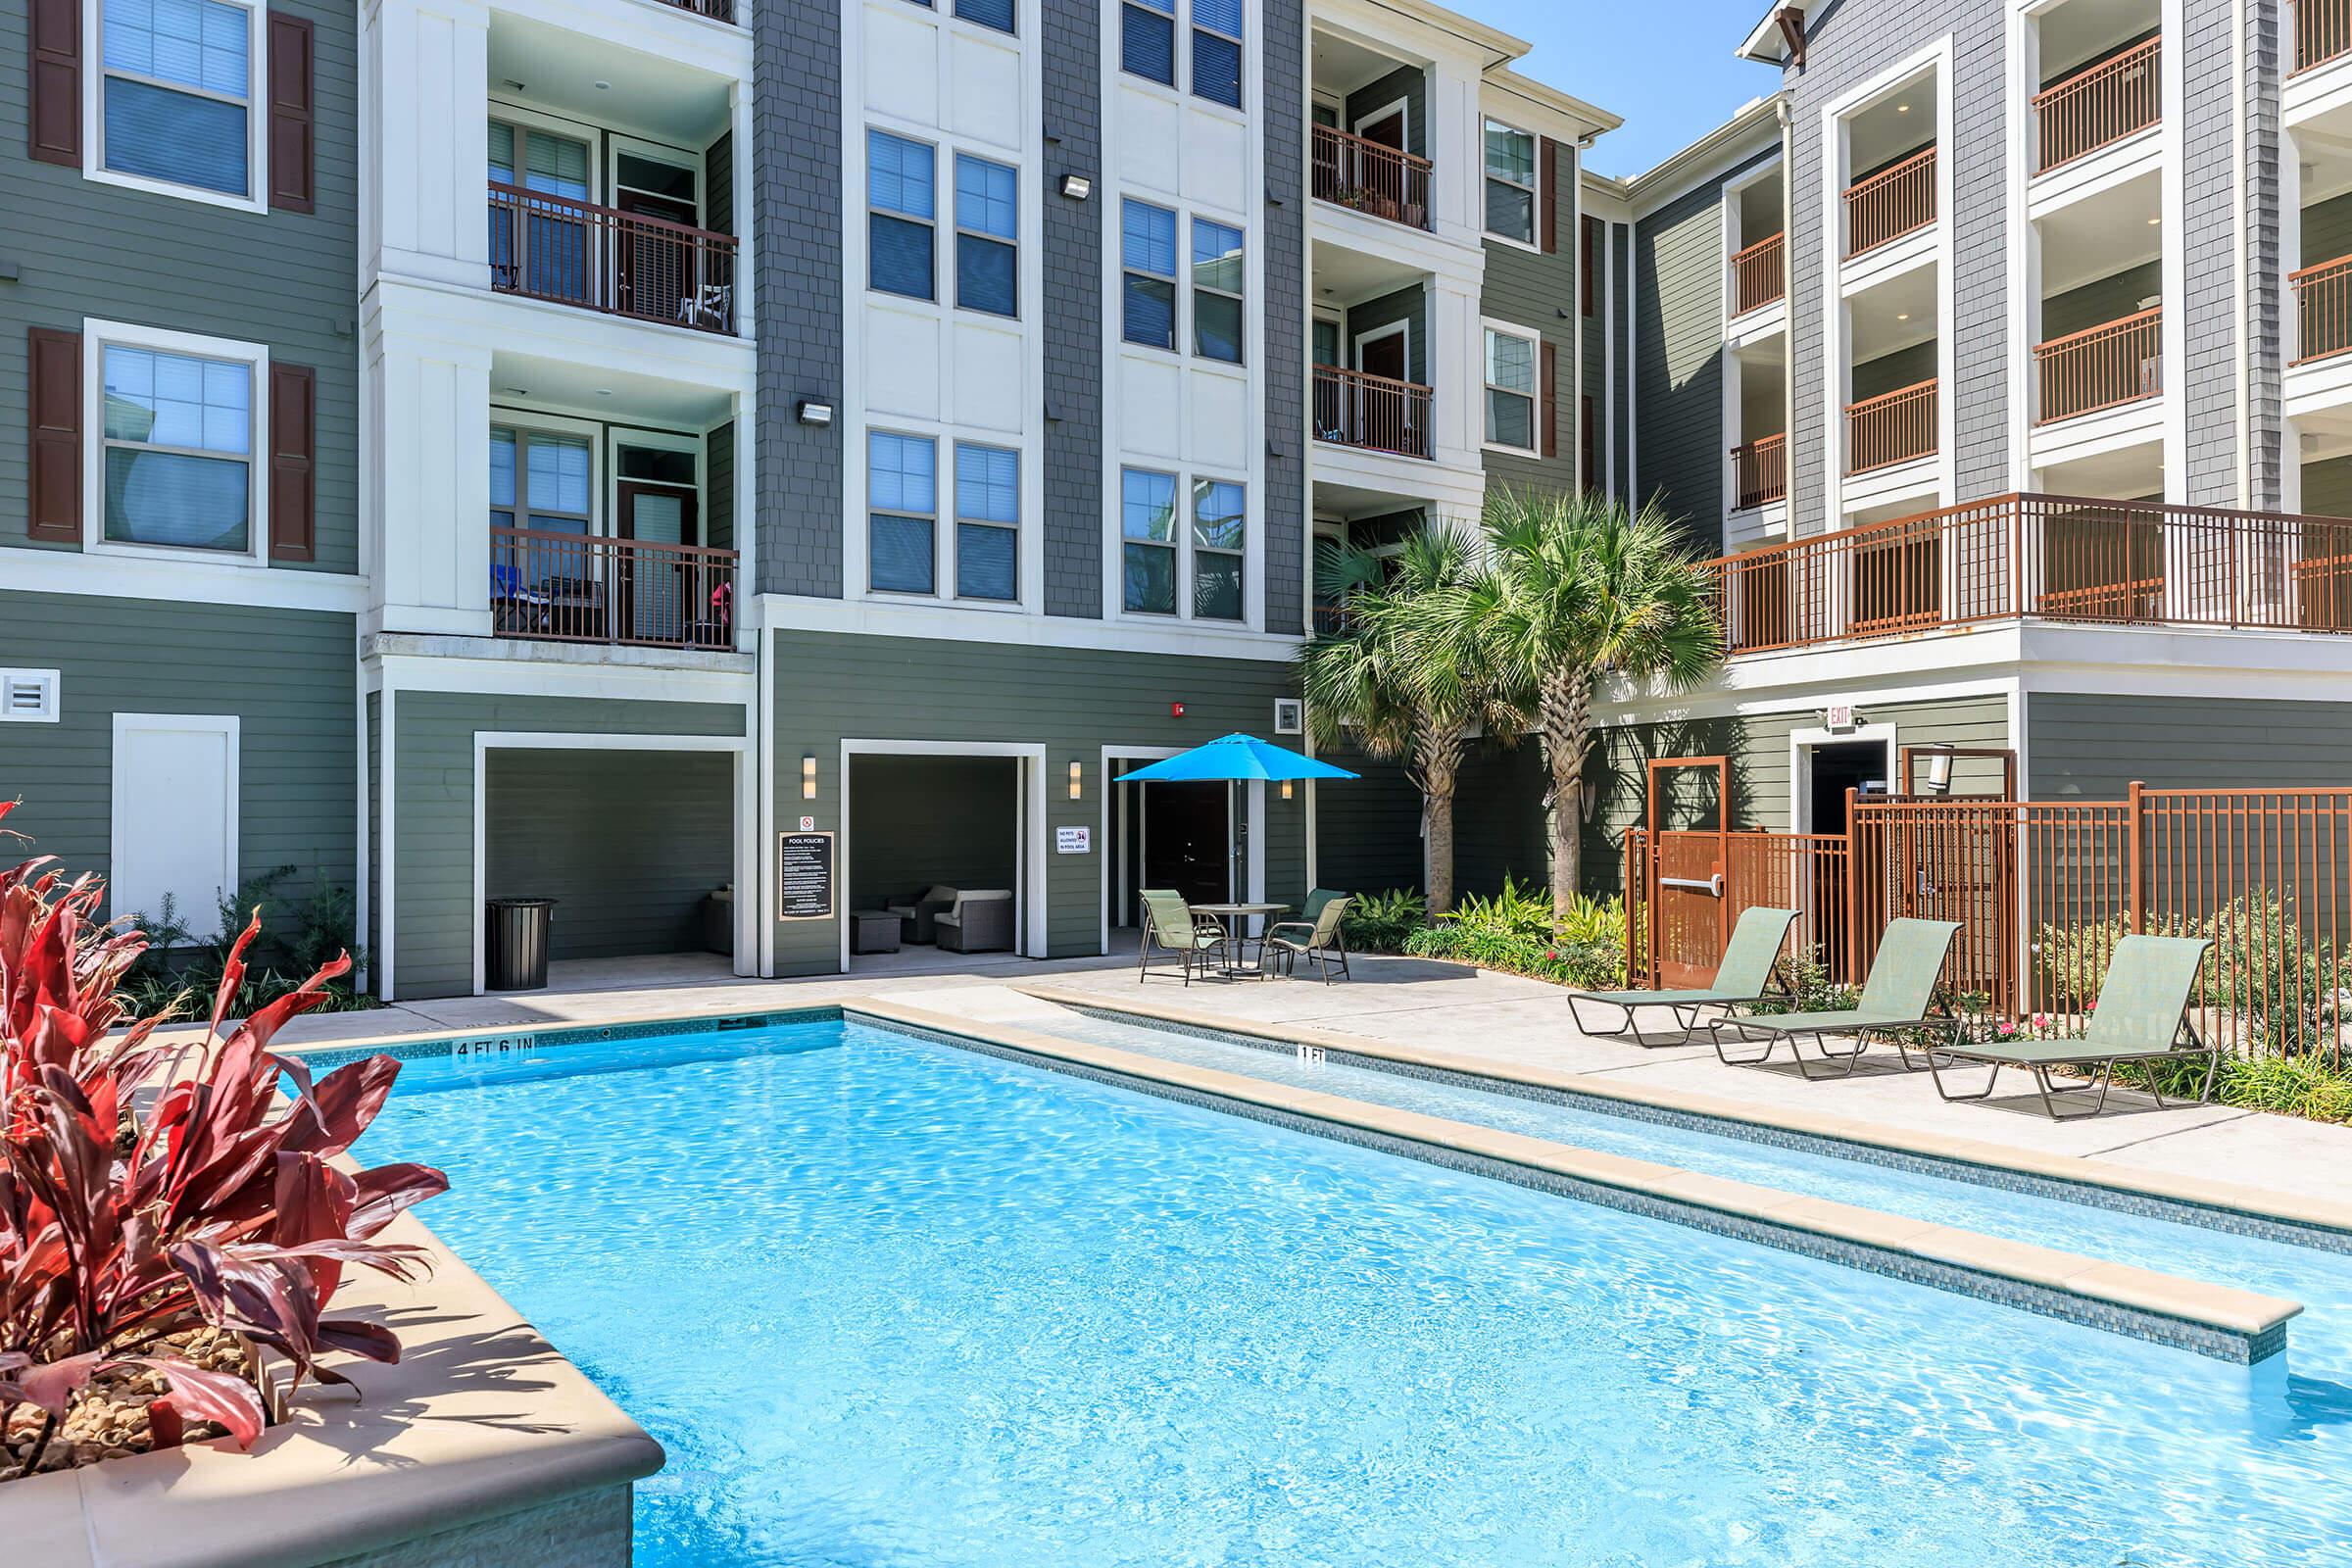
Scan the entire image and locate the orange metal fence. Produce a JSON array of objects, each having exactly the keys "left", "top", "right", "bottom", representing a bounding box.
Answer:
[
  {"left": 2034, "top": 307, "right": 2161, "bottom": 423},
  {"left": 2033, "top": 37, "right": 2160, "bottom": 172},
  {"left": 1732, "top": 232, "right": 1786, "bottom": 315},
  {"left": 1732, "top": 434, "right": 1787, "bottom": 510},
  {"left": 1312, "top": 364, "right": 1435, "bottom": 459},
  {"left": 2297, "top": 0, "right": 2352, "bottom": 74},
  {"left": 491, "top": 527, "right": 736, "bottom": 650},
  {"left": 487, "top": 182, "right": 739, "bottom": 334},
  {"left": 1845, "top": 378, "right": 1937, "bottom": 473},
  {"left": 2292, "top": 253, "right": 2352, "bottom": 365},
  {"left": 1310, "top": 124, "right": 1434, "bottom": 231},
  {"left": 1844, "top": 146, "right": 1936, "bottom": 257}
]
